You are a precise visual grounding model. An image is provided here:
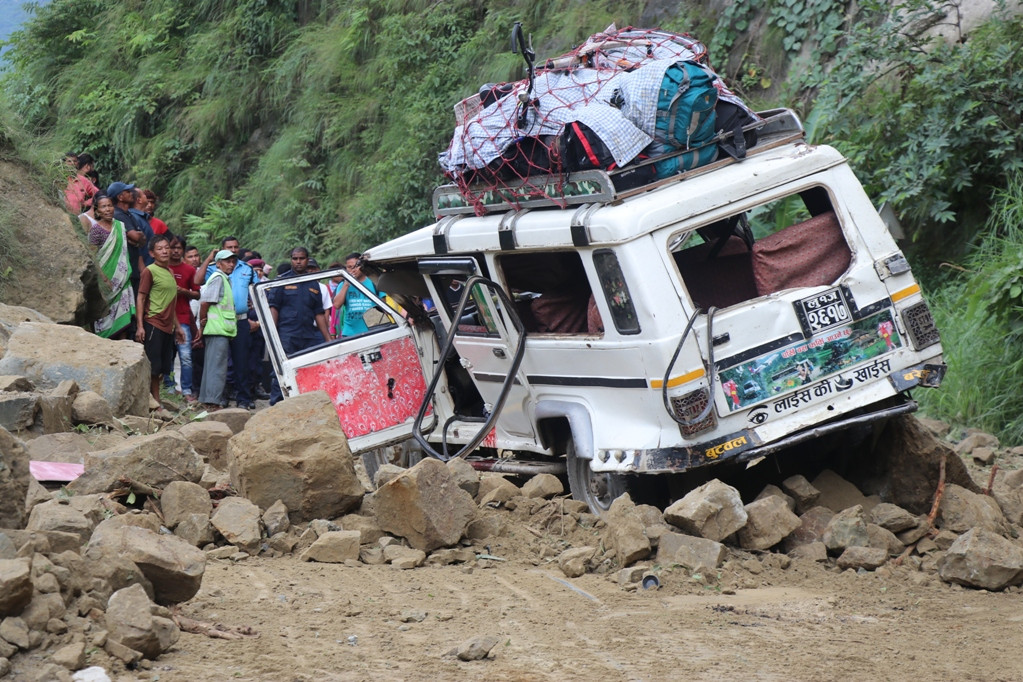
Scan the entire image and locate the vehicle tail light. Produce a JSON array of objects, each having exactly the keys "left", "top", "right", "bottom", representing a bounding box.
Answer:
[
  {"left": 670, "top": 388, "right": 717, "bottom": 436},
  {"left": 901, "top": 301, "right": 941, "bottom": 350}
]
